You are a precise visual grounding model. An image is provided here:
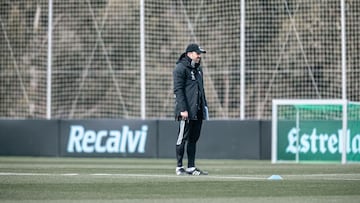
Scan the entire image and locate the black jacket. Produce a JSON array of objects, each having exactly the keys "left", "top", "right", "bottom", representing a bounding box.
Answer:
[{"left": 173, "top": 54, "right": 208, "bottom": 120}]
